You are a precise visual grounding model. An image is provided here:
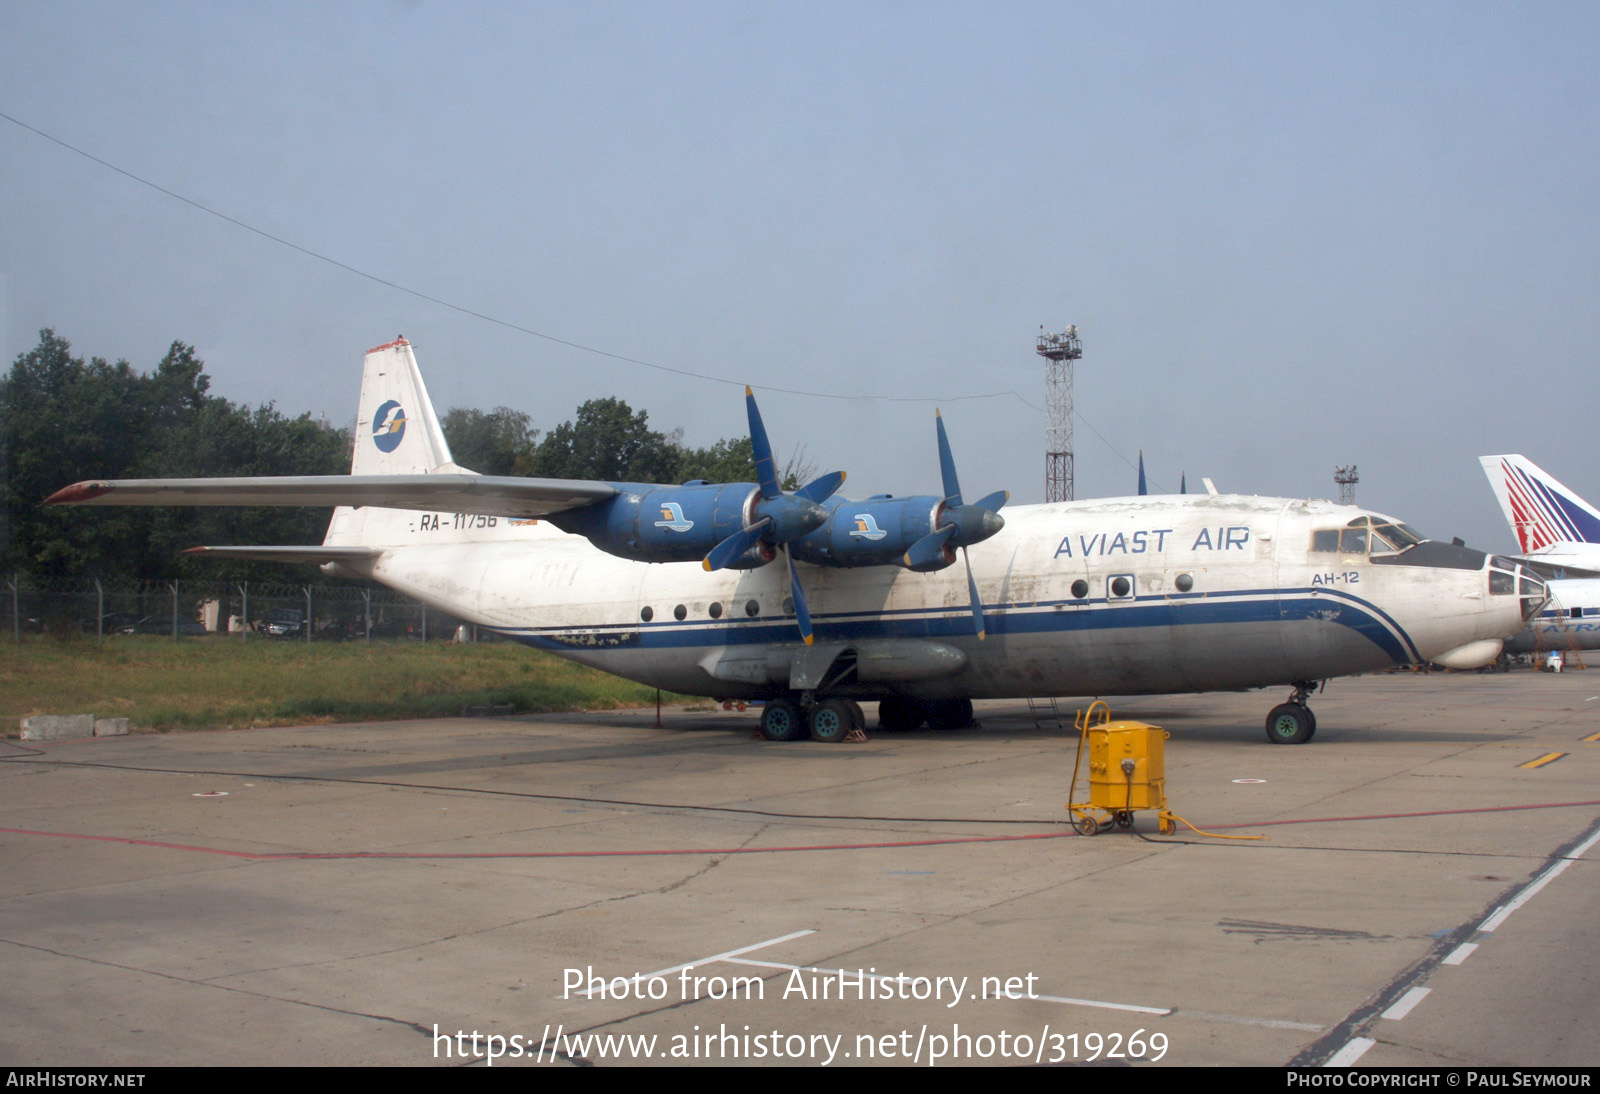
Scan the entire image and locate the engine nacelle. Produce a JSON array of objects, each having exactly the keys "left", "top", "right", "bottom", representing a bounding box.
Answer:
[
  {"left": 549, "top": 482, "right": 770, "bottom": 565},
  {"left": 789, "top": 496, "right": 949, "bottom": 569}
]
